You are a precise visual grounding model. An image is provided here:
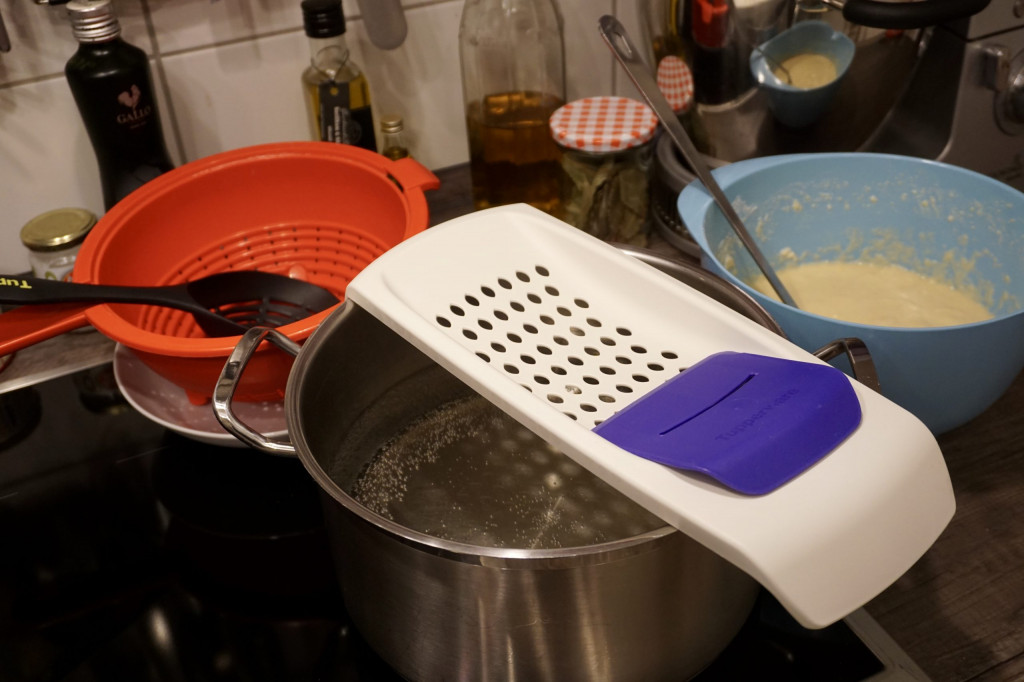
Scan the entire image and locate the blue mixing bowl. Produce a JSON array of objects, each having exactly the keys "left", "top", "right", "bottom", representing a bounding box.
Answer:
[
  {"left": 750, "top": 21, "right": 855, "bottom": 128},
  {"left": 678, "top": 153, "right": 1024, "bottom": 434}
]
